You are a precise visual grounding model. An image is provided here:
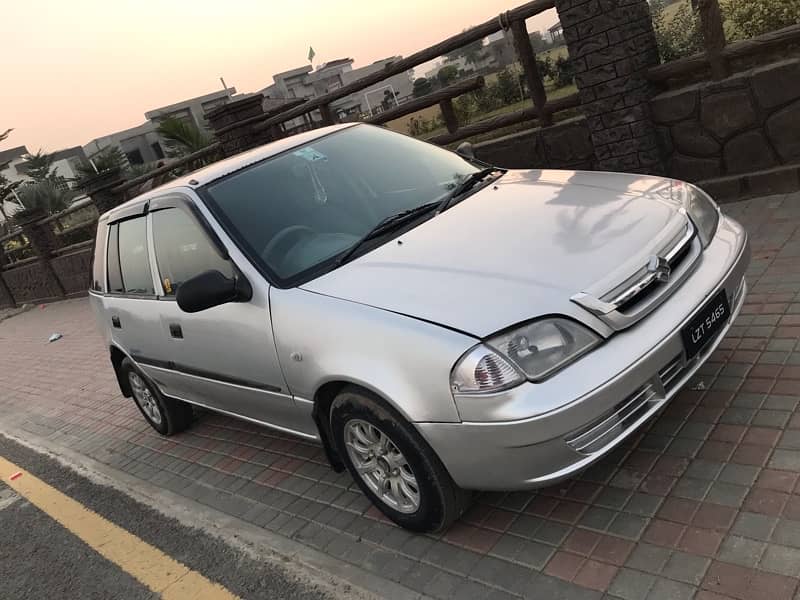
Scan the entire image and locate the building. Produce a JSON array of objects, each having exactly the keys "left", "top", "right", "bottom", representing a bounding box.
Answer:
[
  {"left": 549, "top": 22, "right": 564, "bottom": 45},
  {"left": 84, "top": 88, "right": 237, "bottom": 166},
  {"left": 1, "top": 145, "right": 87, "bottom": 187},
  {"left": 331, "top": 57, "right": 413, "bottom": 119},
  {"left": 261, "top": 57, "right": 414, "bottom": 124}
]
